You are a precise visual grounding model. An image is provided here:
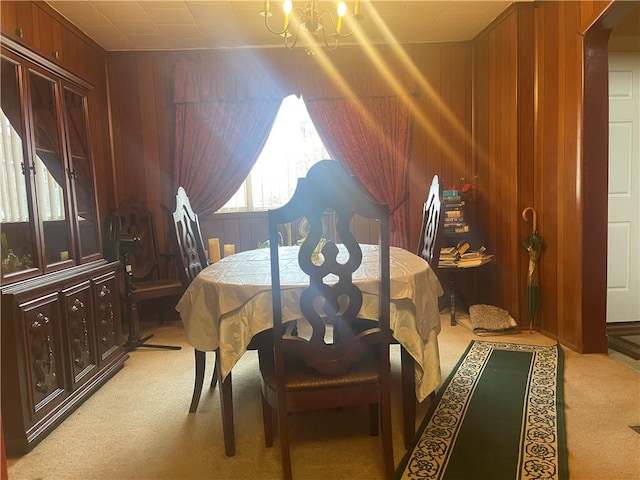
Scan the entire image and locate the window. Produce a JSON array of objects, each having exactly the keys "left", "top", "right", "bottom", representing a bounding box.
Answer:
[{"left": 219, "top": 95, "right": 330, "bottom": 212}]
